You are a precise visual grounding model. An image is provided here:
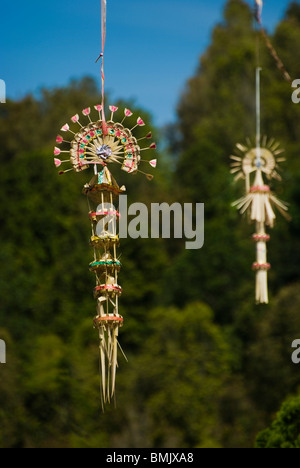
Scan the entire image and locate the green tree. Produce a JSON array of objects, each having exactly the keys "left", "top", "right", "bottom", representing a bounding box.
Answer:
[
  {"left": 256, "top": 394, "right": 300, "bottom": 448},
  {"left": 0, "top": 329, "right": 25, "bottom": 448},
  {"left": 164, "top": 0, "right": 300, "bottom": 446},
  {"left": 244, "top": 283, "right": 300, "bottom": 416},
  {"left": 2, "top": 0, "right": 300, "bottom": 449},
  {"left": 111, "top": 302, "right": 232, "bottom": 448}
]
